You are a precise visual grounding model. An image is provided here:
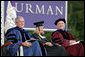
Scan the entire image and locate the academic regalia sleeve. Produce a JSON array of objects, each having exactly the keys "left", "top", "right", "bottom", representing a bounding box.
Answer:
[
  {"left": 6, "top": 29, "right": 22, "bottom": 56},
  {"left": 32, "top": 33, "right": 47, "bottom": 44},
  {"left": 51, "top": 32, "right": 70, "bottom": 47},
  {"left": 40, "top": 39, "right": 48, "bottom": 43}
]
